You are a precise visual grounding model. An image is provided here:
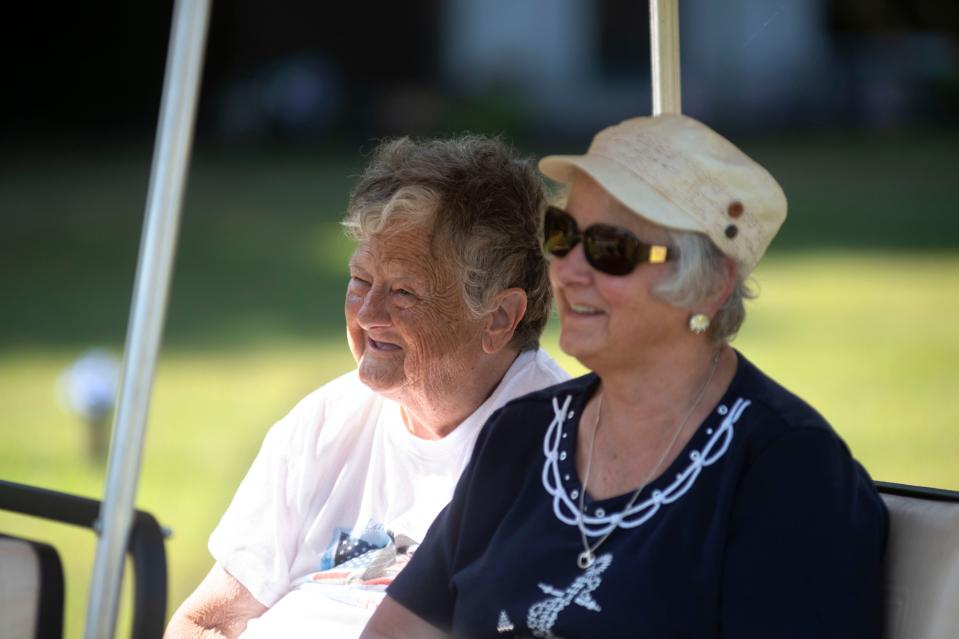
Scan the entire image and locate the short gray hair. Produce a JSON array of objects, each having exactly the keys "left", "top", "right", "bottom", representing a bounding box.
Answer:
[
  {"left": 343, "top": 136, "right": 551, "bottom": 352},
  {"left": 654, "top": 229, "right": 755, "bottom": 343}
]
